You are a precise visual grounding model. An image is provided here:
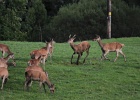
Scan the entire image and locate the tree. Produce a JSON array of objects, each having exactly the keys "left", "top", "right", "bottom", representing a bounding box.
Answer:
[{"left": 0, "top": 0, "right": 27, "bottom": 41}]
